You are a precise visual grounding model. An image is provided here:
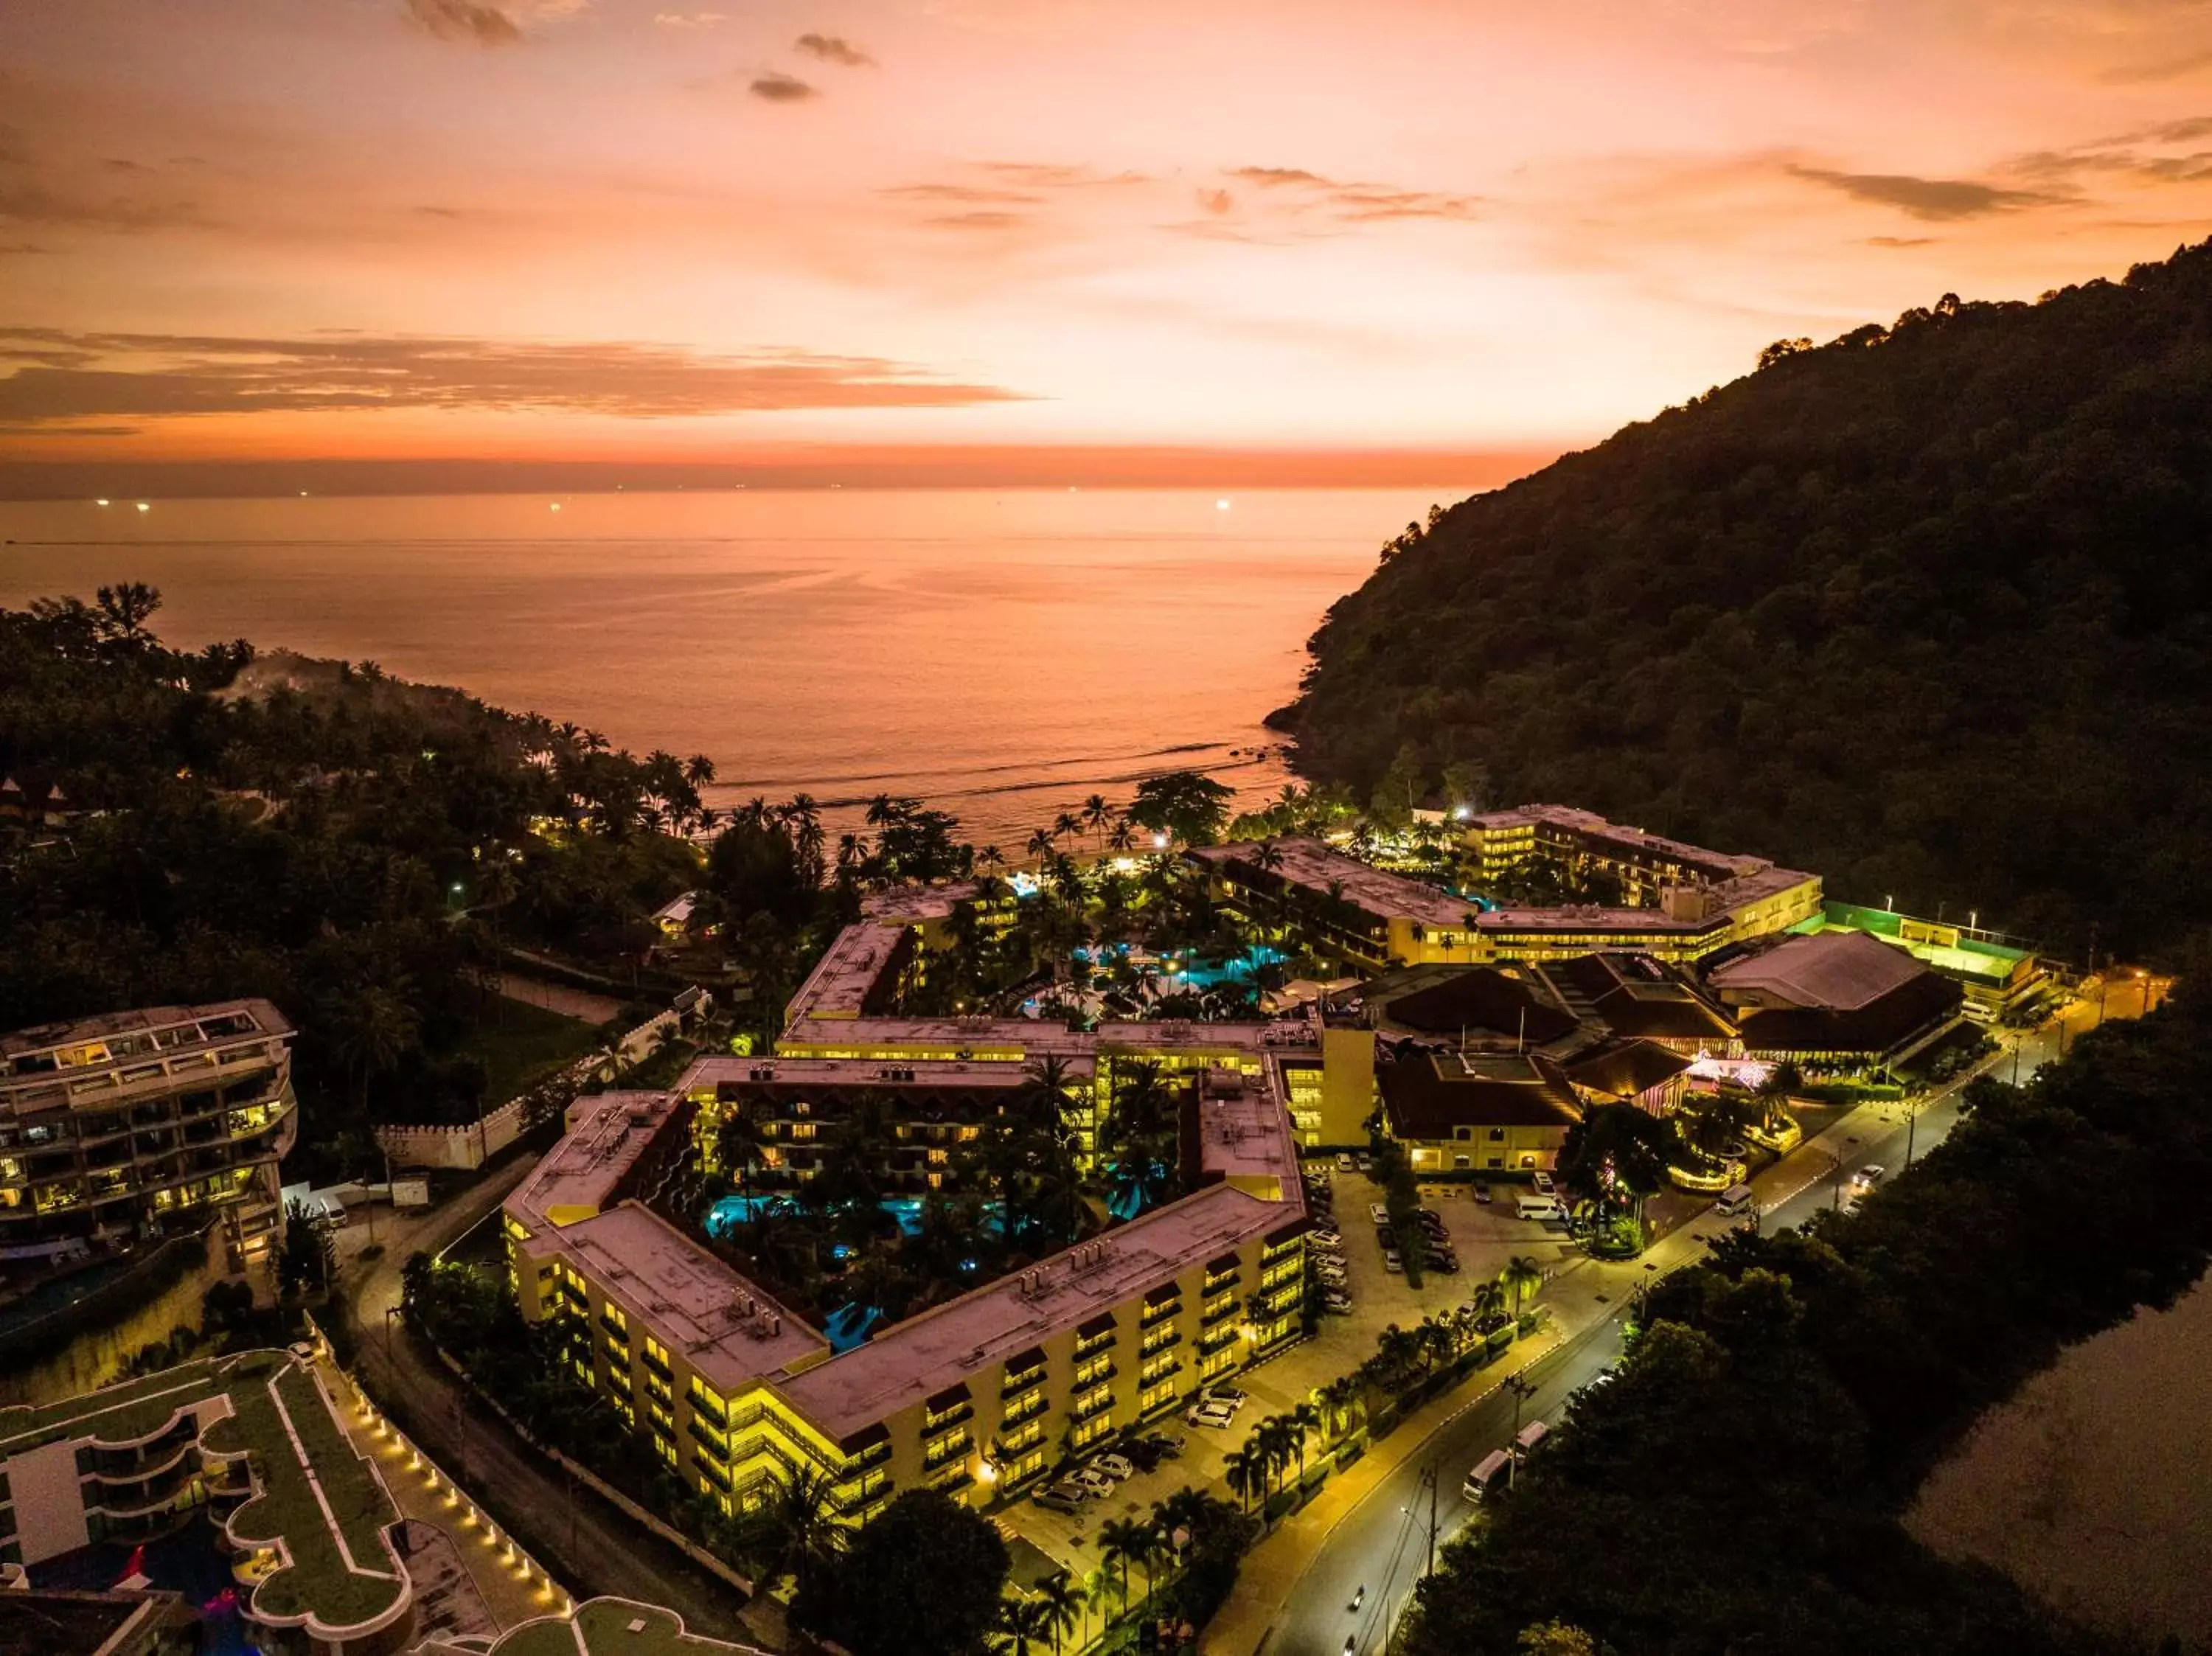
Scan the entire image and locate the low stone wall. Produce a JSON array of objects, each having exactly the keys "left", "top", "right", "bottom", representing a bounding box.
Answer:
[{"left": 378, "top": 1007, "right": 686, "bottom": 1173}]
